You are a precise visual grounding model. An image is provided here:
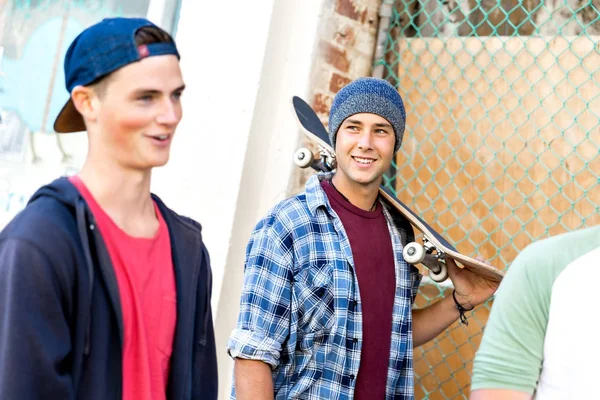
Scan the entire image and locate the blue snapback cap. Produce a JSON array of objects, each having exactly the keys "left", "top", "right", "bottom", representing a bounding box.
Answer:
[{"left": 53, "top": 17, "right": 180, "bottom": 133}]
